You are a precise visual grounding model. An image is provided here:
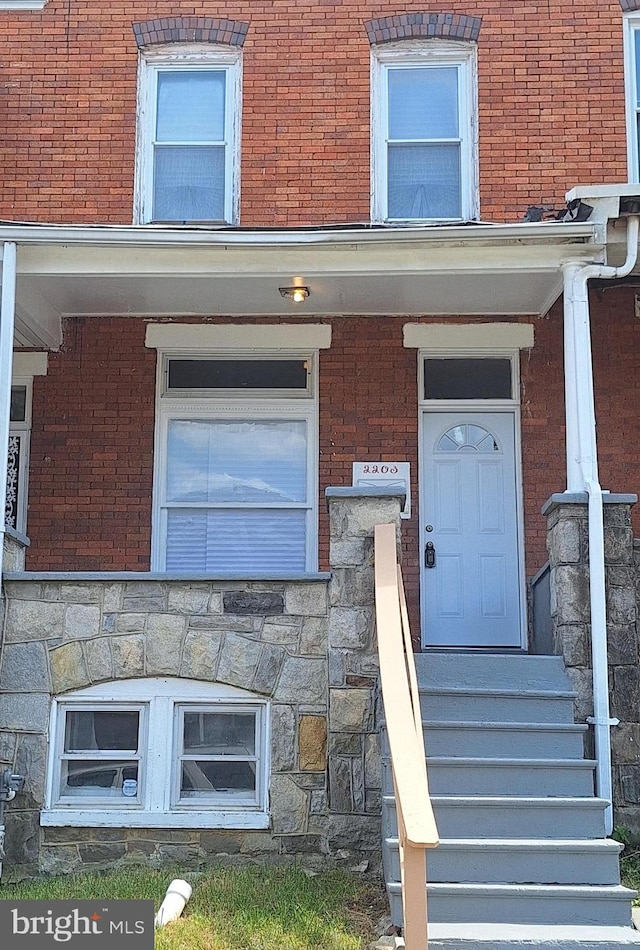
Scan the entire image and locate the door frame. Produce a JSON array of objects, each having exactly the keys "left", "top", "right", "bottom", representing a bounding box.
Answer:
[{"left": 417, "top": 349, "right": 527, "bottom": 650}]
